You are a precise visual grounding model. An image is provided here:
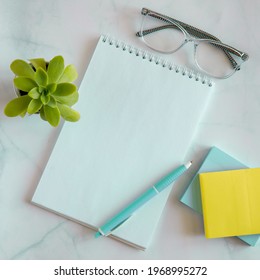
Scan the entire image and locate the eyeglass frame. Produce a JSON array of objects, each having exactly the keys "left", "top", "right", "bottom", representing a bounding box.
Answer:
[{"left": 136, "top": 8, "right": 249, "bottom": 79}]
